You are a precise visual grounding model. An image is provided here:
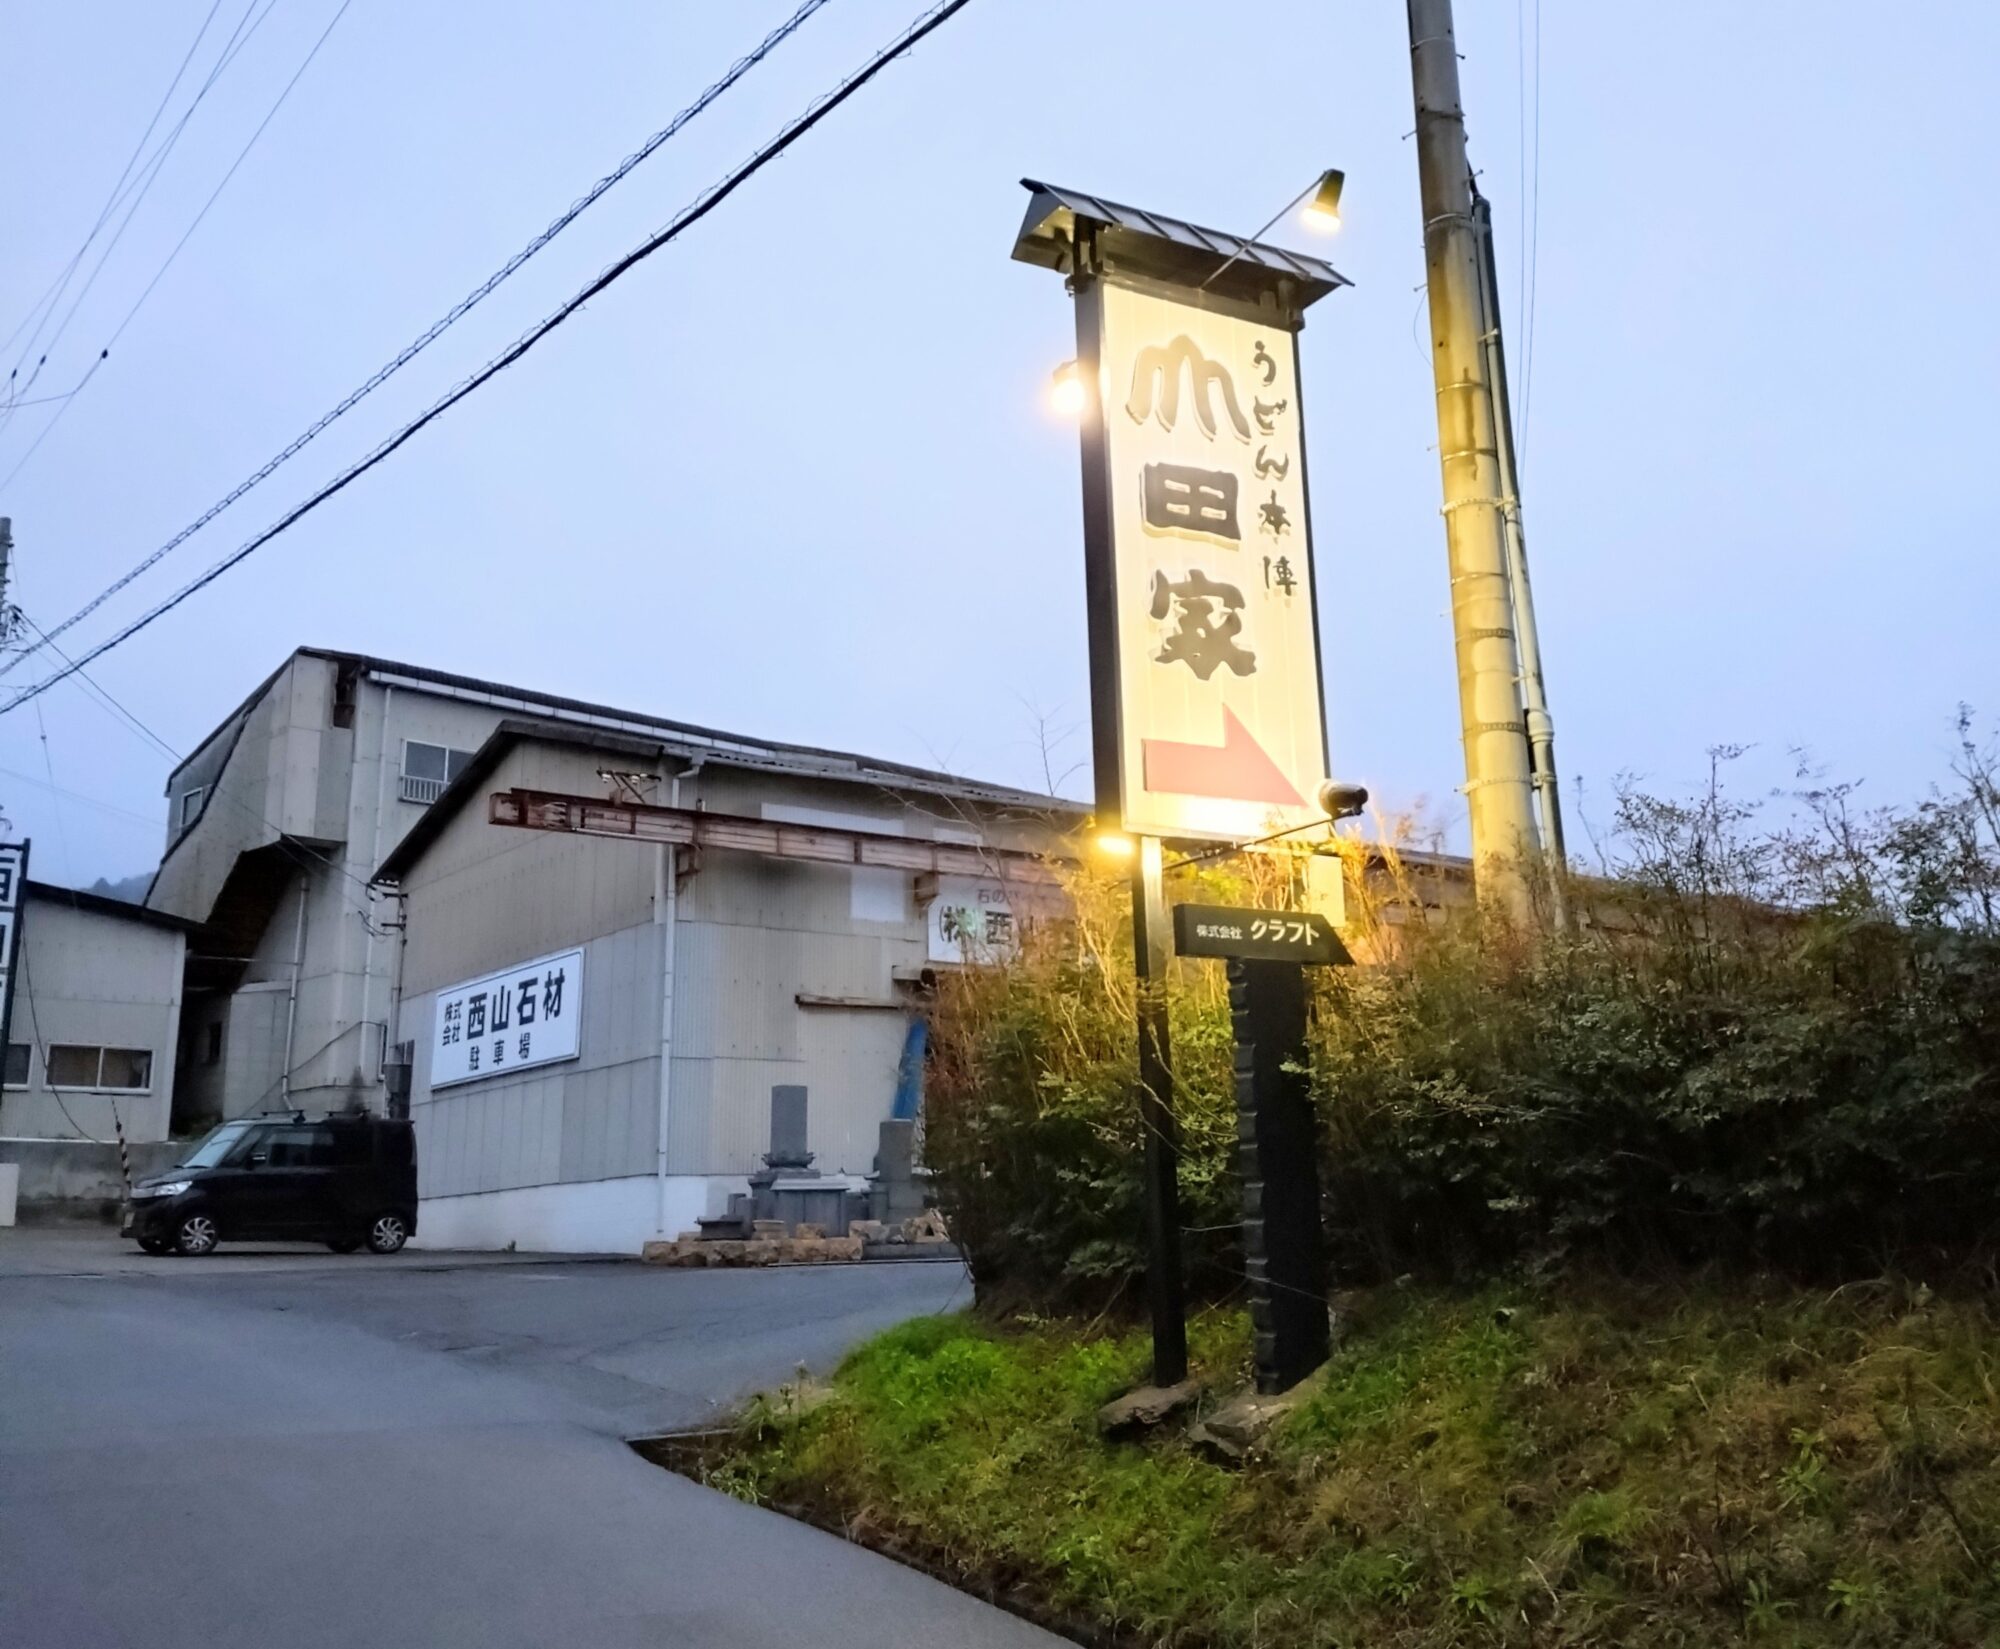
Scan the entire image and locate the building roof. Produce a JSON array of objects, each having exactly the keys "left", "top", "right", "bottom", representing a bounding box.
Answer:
[
  {"left": 373, "top": 716, "right": 1081, "bottom": 884},
  {"left": 1011, "top": 179, "right": 1350, "bottom": 311},
  {"left": 26, "top": 880, "right": 198, "bottom": 933},
  {"left": 178, "top": 648, "right": 1083, "bottom": 824},
  {"left": 373, "top": 719, "right": 656, "bottom": 882}
]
